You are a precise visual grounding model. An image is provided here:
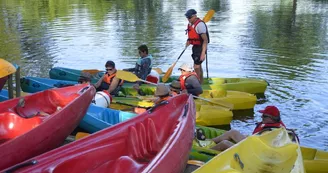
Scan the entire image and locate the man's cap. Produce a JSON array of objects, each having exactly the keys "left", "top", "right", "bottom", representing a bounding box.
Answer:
[
  {"left": 259, "top": 106, "right": 280, "bottom": 117},
  {"left": 185, "top": 9, "right": 197, "bottom": 18}
]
